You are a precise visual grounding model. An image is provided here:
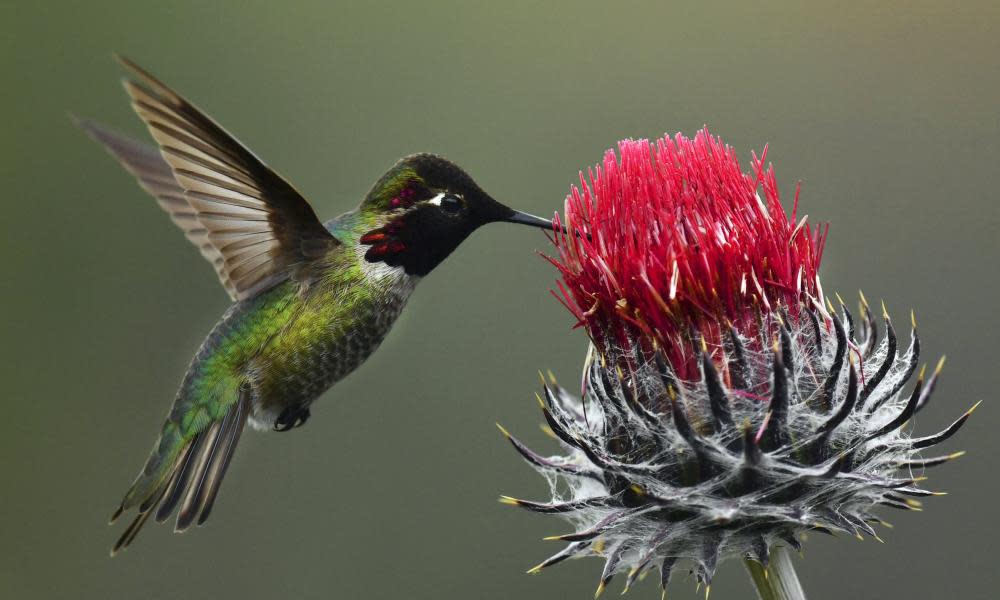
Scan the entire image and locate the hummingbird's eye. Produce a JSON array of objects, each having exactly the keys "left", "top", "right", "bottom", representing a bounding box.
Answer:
[{"left": 429, "top": 193, "right": 464, "bottom": 214}]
